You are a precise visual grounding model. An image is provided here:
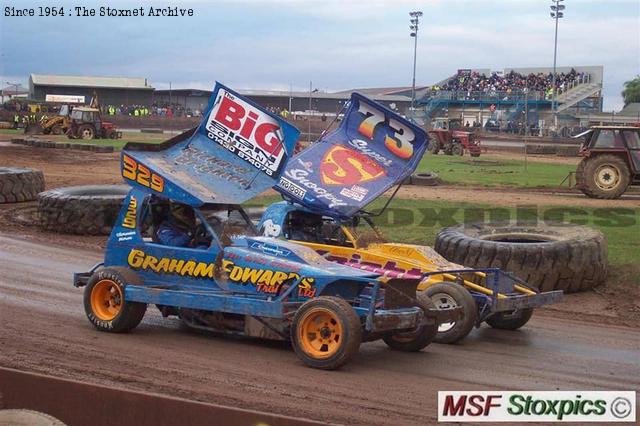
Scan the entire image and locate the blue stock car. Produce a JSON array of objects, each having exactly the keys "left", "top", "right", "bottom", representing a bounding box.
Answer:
[{"left": 73, "top": 84, "right": 459, "bottom": 370}]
